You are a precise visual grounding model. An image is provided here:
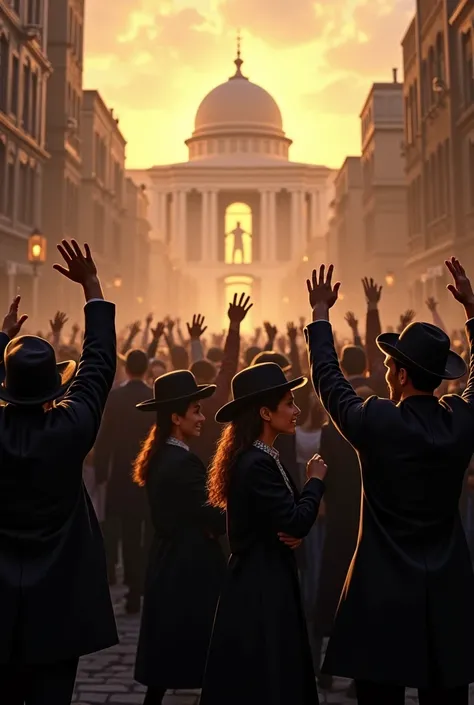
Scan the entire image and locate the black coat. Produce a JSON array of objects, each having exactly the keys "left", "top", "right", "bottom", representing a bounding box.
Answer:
[
  {"left": 200, "top": 446, "right": 324, "bottom": 705},
  {"left": 0, "top": 301, "right": 118, "bottom": 663},
  {"left": 94, "top": 379, "right": 153, "bottom": 515},
  {"left": 314, "top": 420, "right": 360, "bottom": 636},
  {"left": 135, "top": 443, "right": 226, "bottom": 688},
  {"left": 305, "top": 318, "right": 474, "bottom": 688}
]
